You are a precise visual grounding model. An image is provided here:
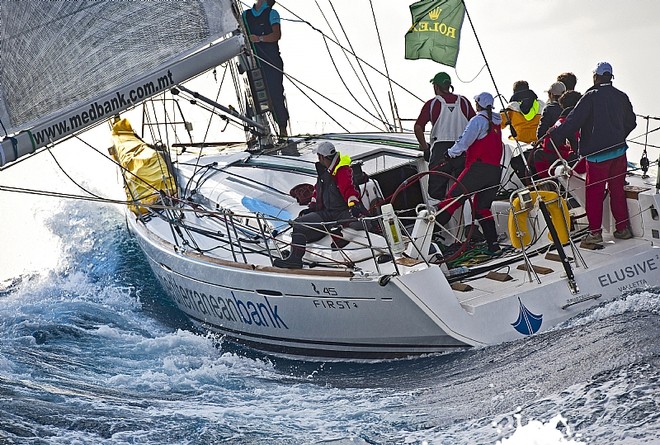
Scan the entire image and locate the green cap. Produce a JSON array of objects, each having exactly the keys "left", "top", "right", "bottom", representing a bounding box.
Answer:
[{"left": 430, "top": 72, "right": 451, "bottom": 85}]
